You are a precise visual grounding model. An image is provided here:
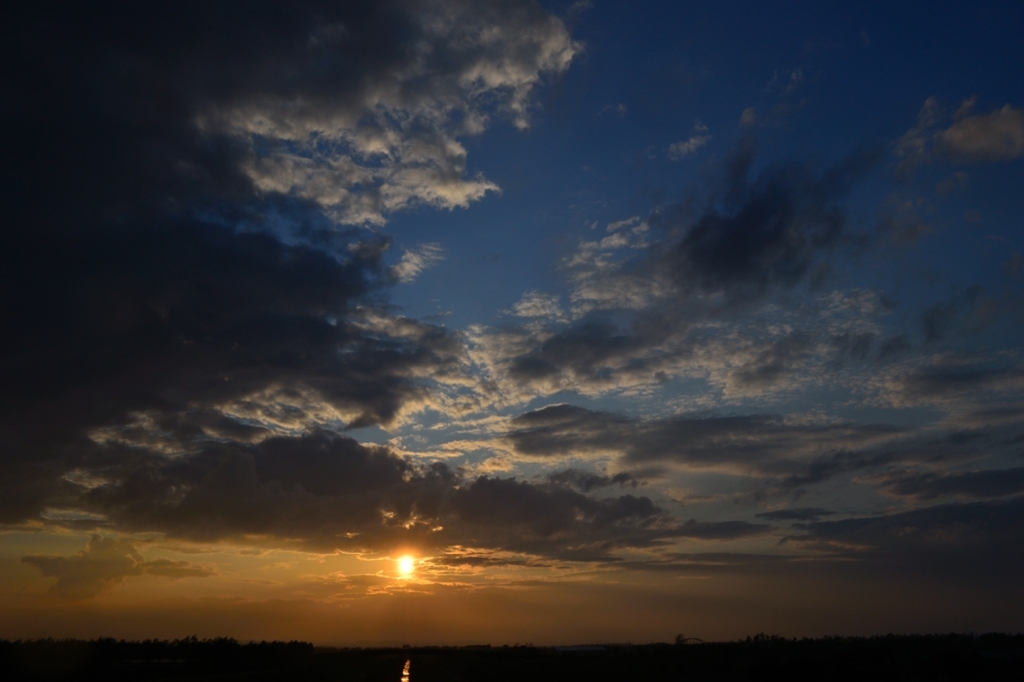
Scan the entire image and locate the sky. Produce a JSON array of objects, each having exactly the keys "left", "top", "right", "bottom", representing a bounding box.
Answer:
[{"left": 2, "top": 0, "right": 1024, "bottom": 645}]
